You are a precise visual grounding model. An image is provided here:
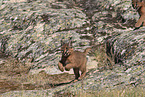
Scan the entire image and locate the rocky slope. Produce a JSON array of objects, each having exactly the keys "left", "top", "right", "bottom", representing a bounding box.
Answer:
[{"left": 0, "top": 0, "right": 145, "bottom": 96}]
